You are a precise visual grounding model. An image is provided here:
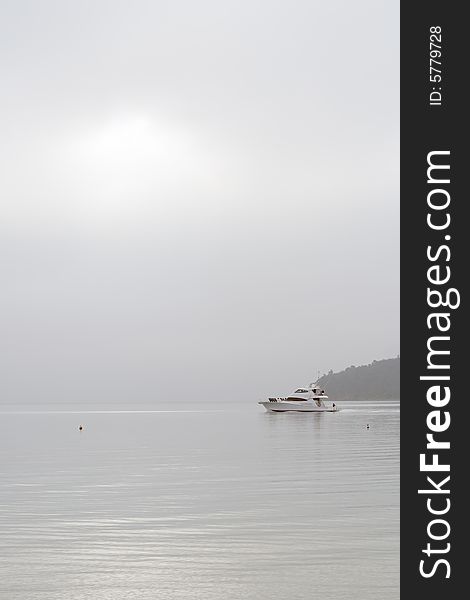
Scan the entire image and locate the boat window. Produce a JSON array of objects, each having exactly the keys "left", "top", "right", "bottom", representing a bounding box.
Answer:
[{"left": 294, "top": 388, "right": 309, "bottom": 393}]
